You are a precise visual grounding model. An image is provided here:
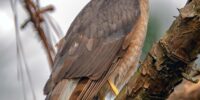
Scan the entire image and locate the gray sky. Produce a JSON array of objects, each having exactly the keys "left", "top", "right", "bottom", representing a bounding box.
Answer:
[{"left": 0, "top": 0, "right": 187, "bottom": 100}]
